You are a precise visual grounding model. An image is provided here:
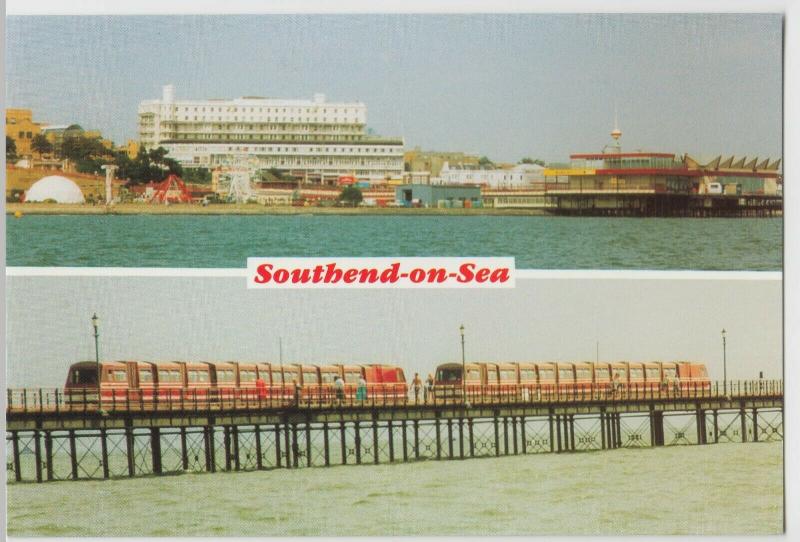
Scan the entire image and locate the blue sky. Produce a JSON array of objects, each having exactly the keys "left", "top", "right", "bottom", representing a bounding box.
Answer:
[{"left": 5, "top": 14, "right": 782, "bottom": 162}]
